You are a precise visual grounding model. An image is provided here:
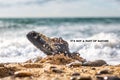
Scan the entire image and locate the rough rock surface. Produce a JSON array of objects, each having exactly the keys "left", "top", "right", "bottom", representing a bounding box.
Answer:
[
  {"left": 27, "top": 31, "right": 70, "bottom": 56},
  {"left": 26, "top": 31, "right": 86, "bottom": 63}
]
